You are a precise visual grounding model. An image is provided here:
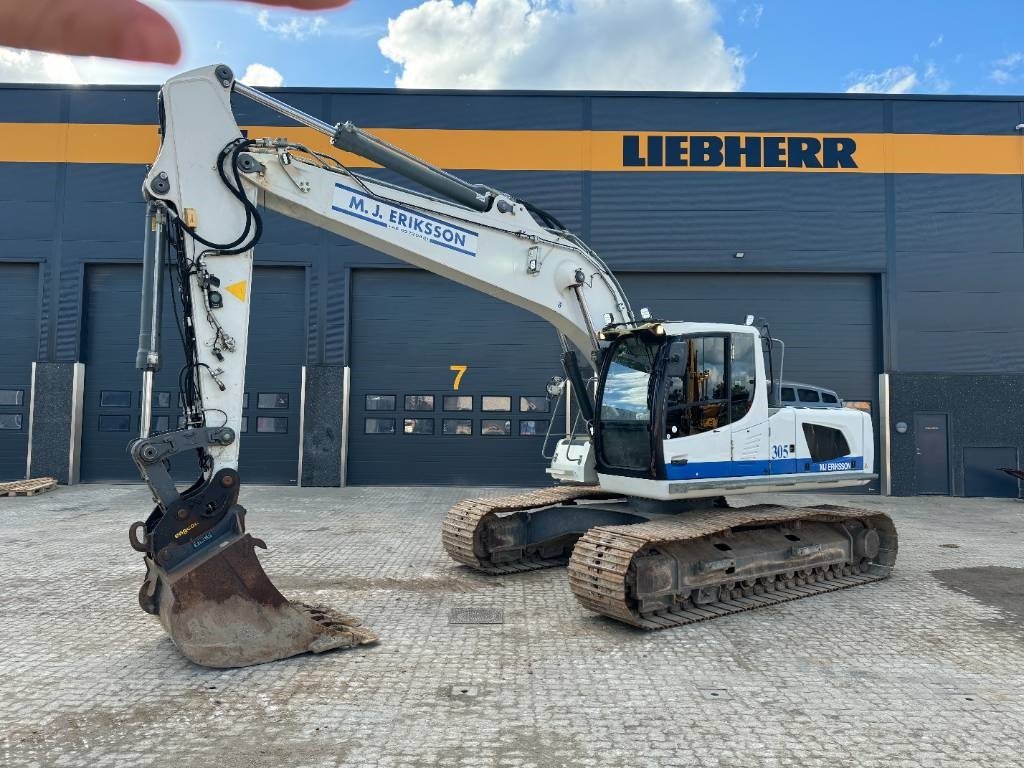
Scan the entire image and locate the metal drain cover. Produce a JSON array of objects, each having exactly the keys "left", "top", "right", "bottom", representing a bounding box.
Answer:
[{"left": 449, "top": 607, "right": 504, "bottom": 624}]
